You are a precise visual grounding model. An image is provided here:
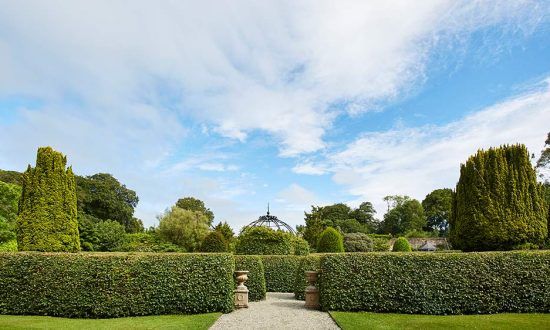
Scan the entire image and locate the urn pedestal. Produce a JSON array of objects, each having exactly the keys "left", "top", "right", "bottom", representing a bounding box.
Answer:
[
  {"left": 305, "top": 271, "right": 320, "bottom": 309},
  {"left": 234, "top": 270, "right": 249, "bottom": 308}
]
